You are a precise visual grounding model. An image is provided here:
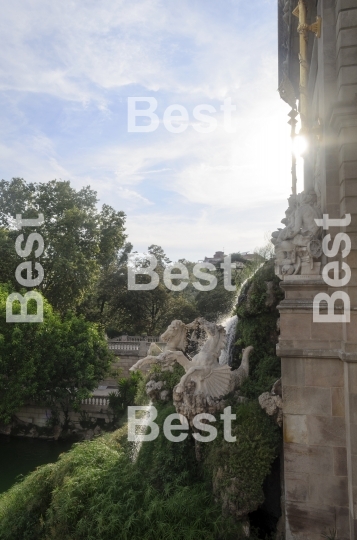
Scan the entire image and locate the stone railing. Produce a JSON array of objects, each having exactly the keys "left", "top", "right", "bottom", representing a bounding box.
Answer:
[
  {"left": 109, "top": 335, "right": 160, "bottom": 343},
  {"left": 108, "top": 343, "right": 140, "bottom": 351},
  {"left": 82, "top": 396, "right": 110, "bottom": 406}
]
